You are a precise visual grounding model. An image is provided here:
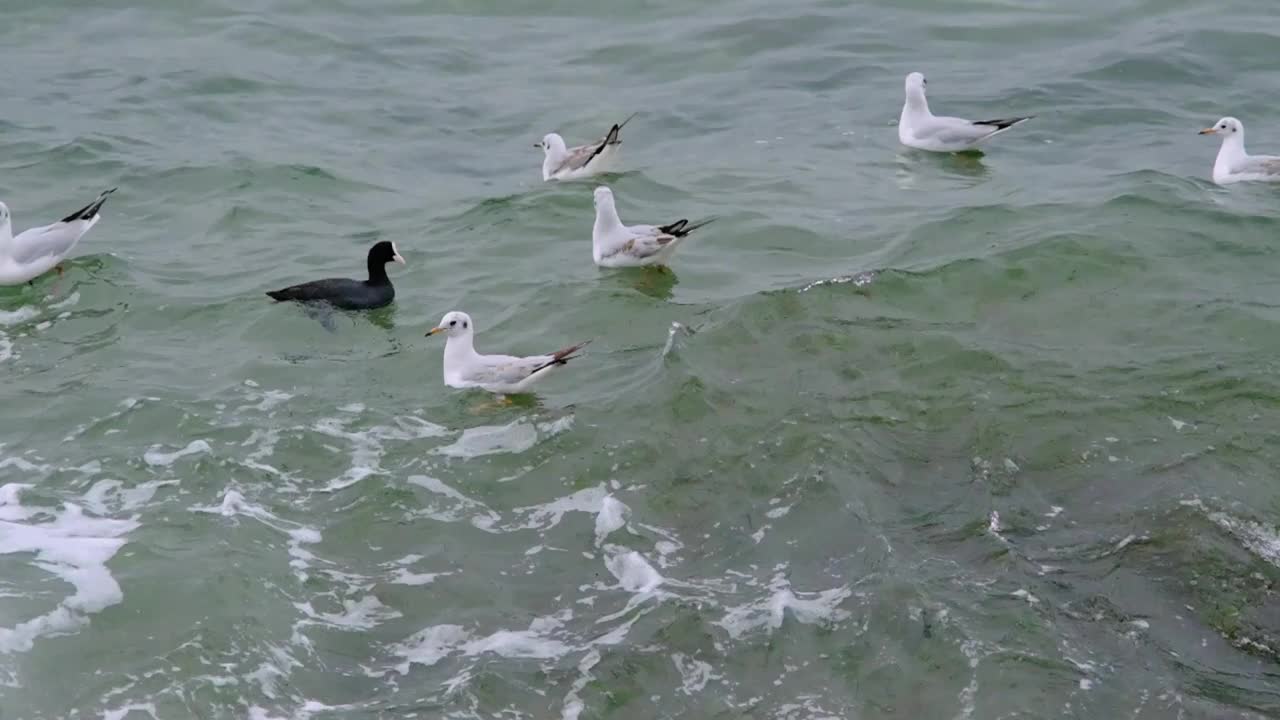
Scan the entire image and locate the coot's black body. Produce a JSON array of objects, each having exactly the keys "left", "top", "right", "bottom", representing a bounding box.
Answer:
[{"left": 266, "top": 241, "right": 404, "bottom": 311}]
